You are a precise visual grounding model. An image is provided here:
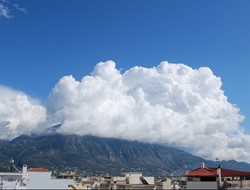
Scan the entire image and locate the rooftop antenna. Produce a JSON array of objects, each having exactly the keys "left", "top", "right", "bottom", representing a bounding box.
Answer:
[
  {"left": 201, "top": 155, "right": 207, "bottom": 168},
  {"left": 216, "top": 157, "right": 220, "bottom": 167}
]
